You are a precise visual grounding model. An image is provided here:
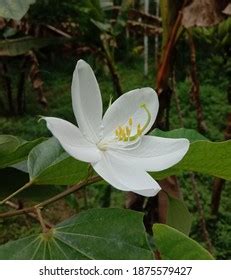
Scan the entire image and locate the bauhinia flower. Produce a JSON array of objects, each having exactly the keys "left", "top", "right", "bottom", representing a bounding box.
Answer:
[{"left": 43, "top": 60, "right": 189, "bottom": 196}]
